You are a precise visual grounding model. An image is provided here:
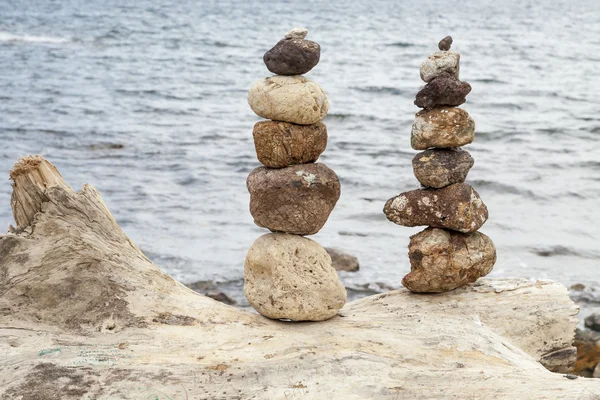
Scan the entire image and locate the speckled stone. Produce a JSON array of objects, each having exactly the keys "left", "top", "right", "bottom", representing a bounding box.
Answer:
[
  {"left": 247, "top": 163, "right": 340, "bottom": 235},
  {"left": 420, "top": 51, "right": 460, "bottom": 82},
  {"left": 402, "top": 227, "right": 496, "bottom": 293},
  {"left": 383, "top": 183, "right": 488, "bottom": 233},
  {"left": 411, "top": 107, "right": 475, "bottom": 150},
  {"left": 264, "top": 32, "right": 321, "bottom": 75}
]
